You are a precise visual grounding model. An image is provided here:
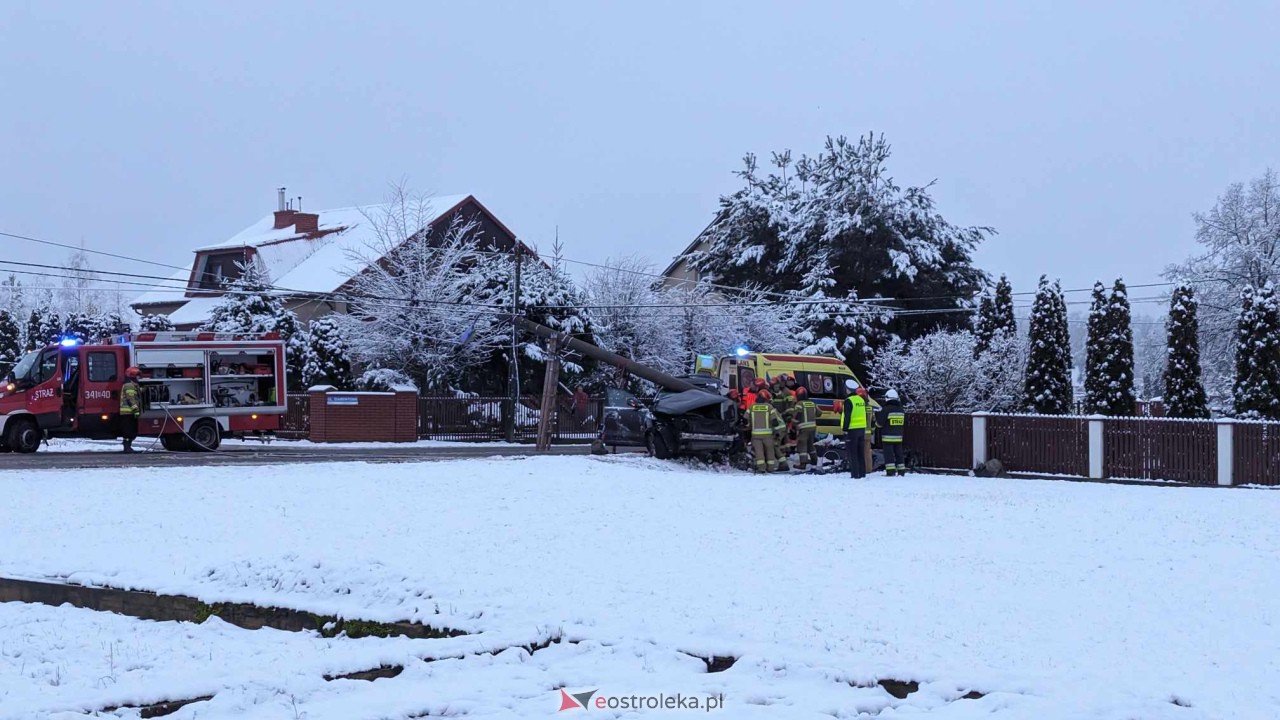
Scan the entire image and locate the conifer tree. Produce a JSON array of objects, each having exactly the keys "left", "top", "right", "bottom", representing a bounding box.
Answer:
[
  {"left": 303, "top": 316, "right": 354, "bottom": 389},
  {"left": 0, "top": 309, "right": 21, "bottom": 378},
  {"left": 1084, "top": 281, "right": 1108, "bottom": 413},
  {"left": 973, "top": 293, "right": 995, "bottom": 357},
  {"left": 1100, "top": 278, "right": 1137, "bottom": 416},
  {"left": 138, "top": 314, "right": 175, "bottom": 332},
  {"left": 1233, "top": 284, "right": 1280, "bottom": 419},
  {"left": 203, "top": 260, "right": 309, "bottom": 390},
  {"left": 990, "top": 274, "right": 1016, "bottom": 337},
  {"left": 1164, "top": 284, "right": 1209, "bottom": 418},
  {"left": 1023, "top": 276, "right": 1073, "bottom": 414}
]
